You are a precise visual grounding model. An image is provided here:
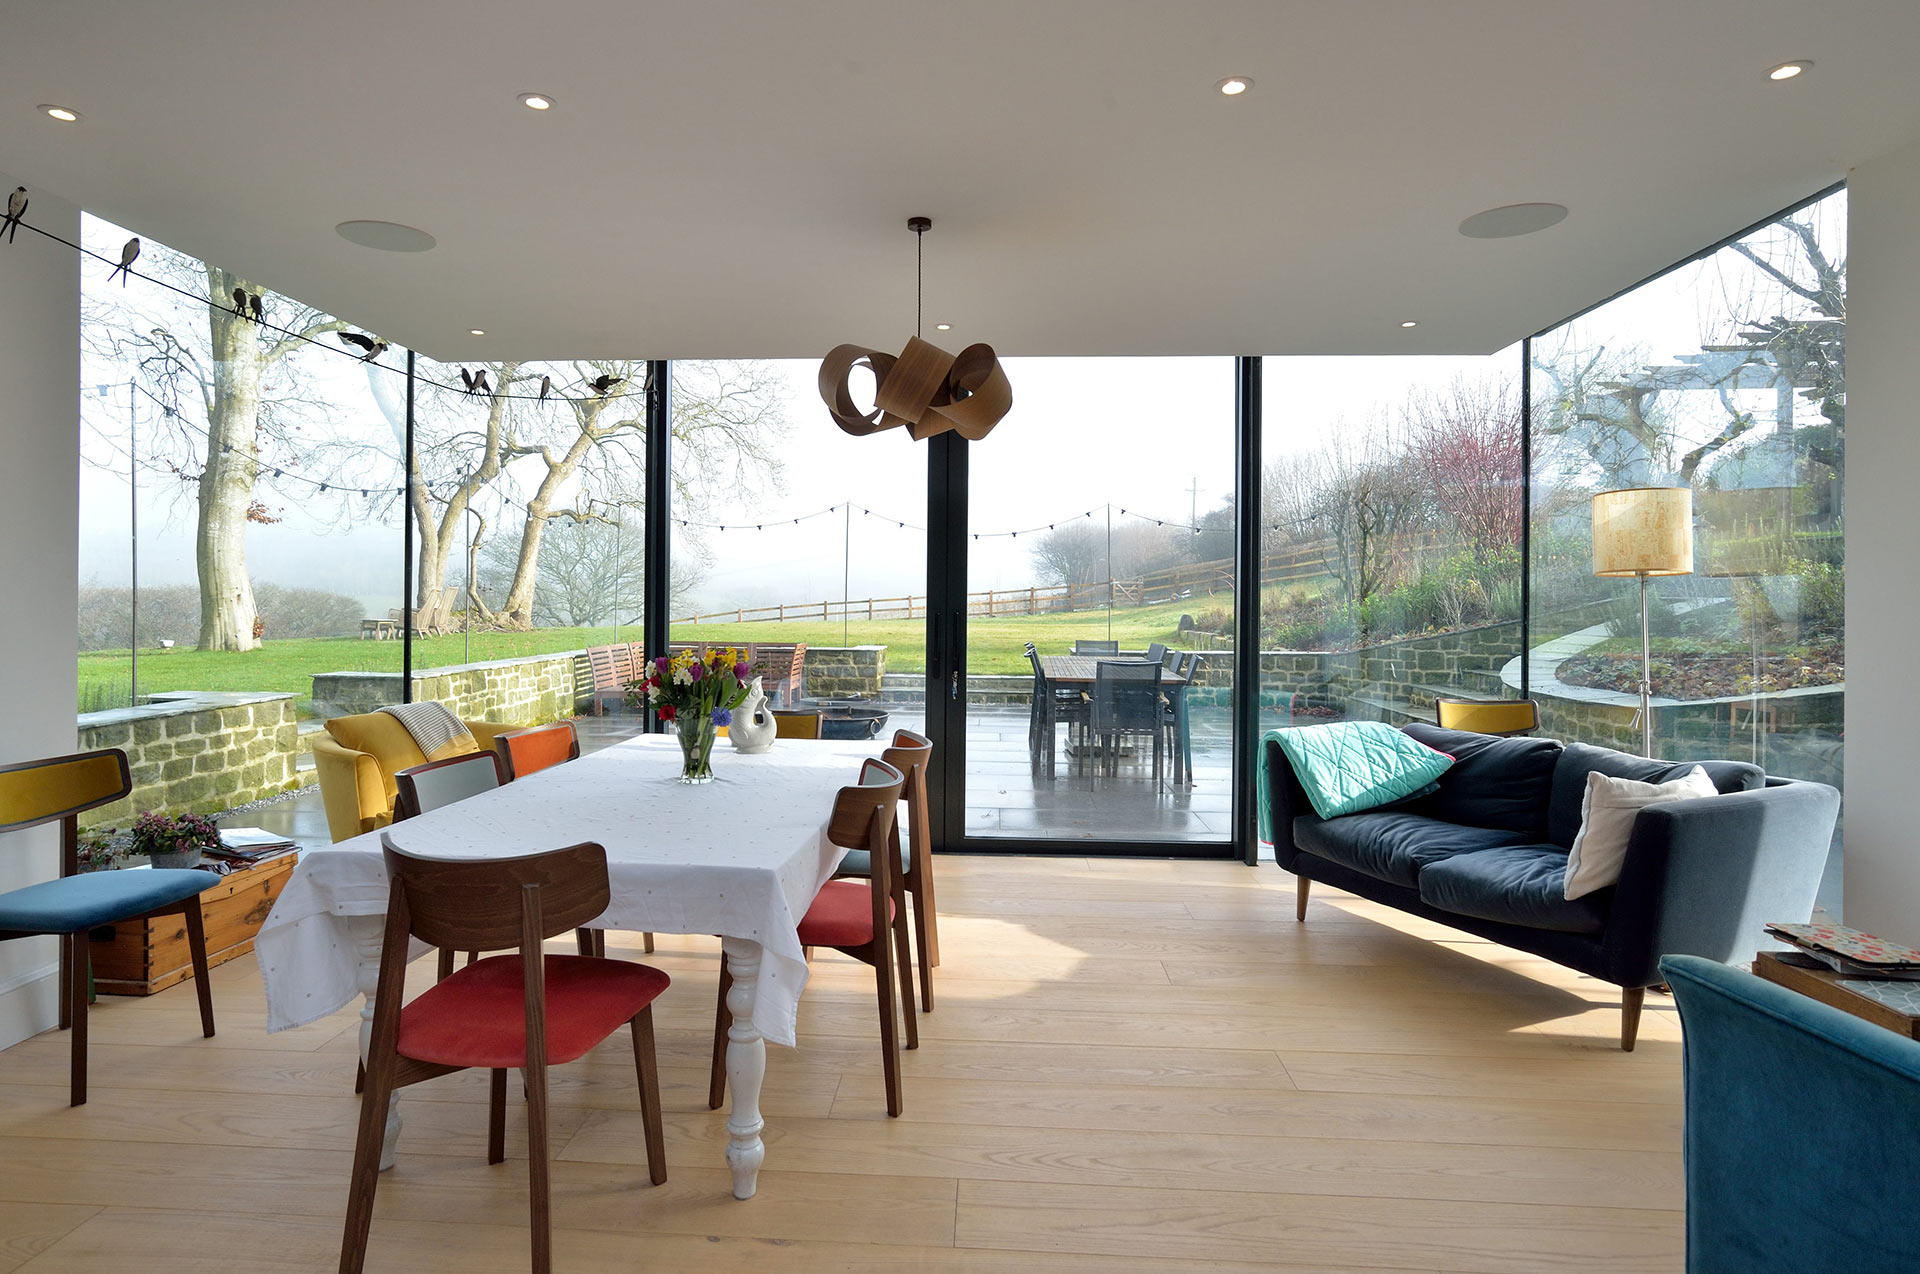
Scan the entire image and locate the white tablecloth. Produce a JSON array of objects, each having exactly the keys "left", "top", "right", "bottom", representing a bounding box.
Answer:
[{"left": 257, "top": 735, "right": 883, "bottom": 1047}]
